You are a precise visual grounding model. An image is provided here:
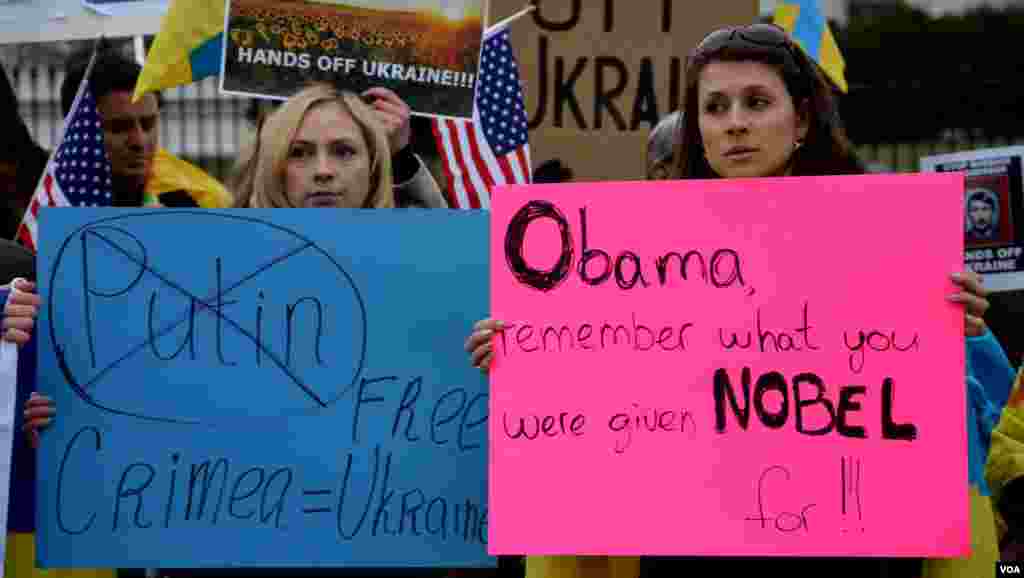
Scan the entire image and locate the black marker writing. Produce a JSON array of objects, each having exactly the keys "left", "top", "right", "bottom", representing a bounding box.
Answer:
[
  {"left": 607, "top": 404, "right": 695, "bottom": 454},
  {"left": 335, "top": 445, "right": 487, "bottom": 544},
  {"left": 714, "top": 368, "right": 914, "bottom": 441},
  {"left": 502, "top": 411, "right": 586, "bottom": 440},
  {"left": 353, "top": 376, "right": 487, "bottom": 453},
  {"left": 717, "top": 302, "right": 820, "bottom": 353},
  {"left": 745, "top": 465, "right": 815, "bottom": 533},
  {"left": 50, "top": 213, "right": 371, "bottom": 425},
  {"left": 497, "top": 315, "right": 693, "bottom": 355},
  {"left": 843, "top": 328, "right": 919, "bottom": 373},
  {"left": 504, "top": 202, "right": 751, "bottom": 293},
  {"left": 840, "top": 456, "right": 864, "bottom": 529}
]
